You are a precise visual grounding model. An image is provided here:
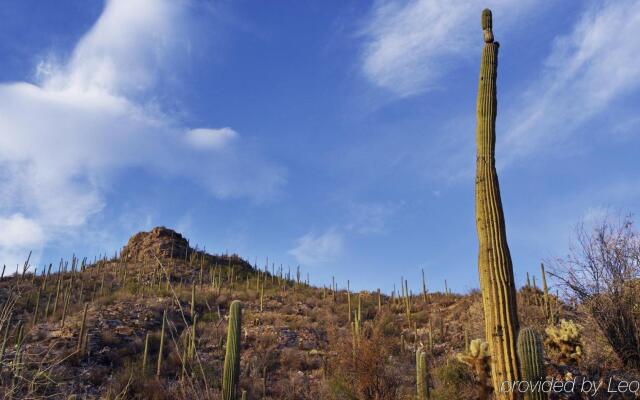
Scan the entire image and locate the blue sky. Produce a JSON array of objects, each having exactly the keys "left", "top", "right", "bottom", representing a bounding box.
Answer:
[{"left": 1, "top": 0, "right": 639, "bottom": 294}]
